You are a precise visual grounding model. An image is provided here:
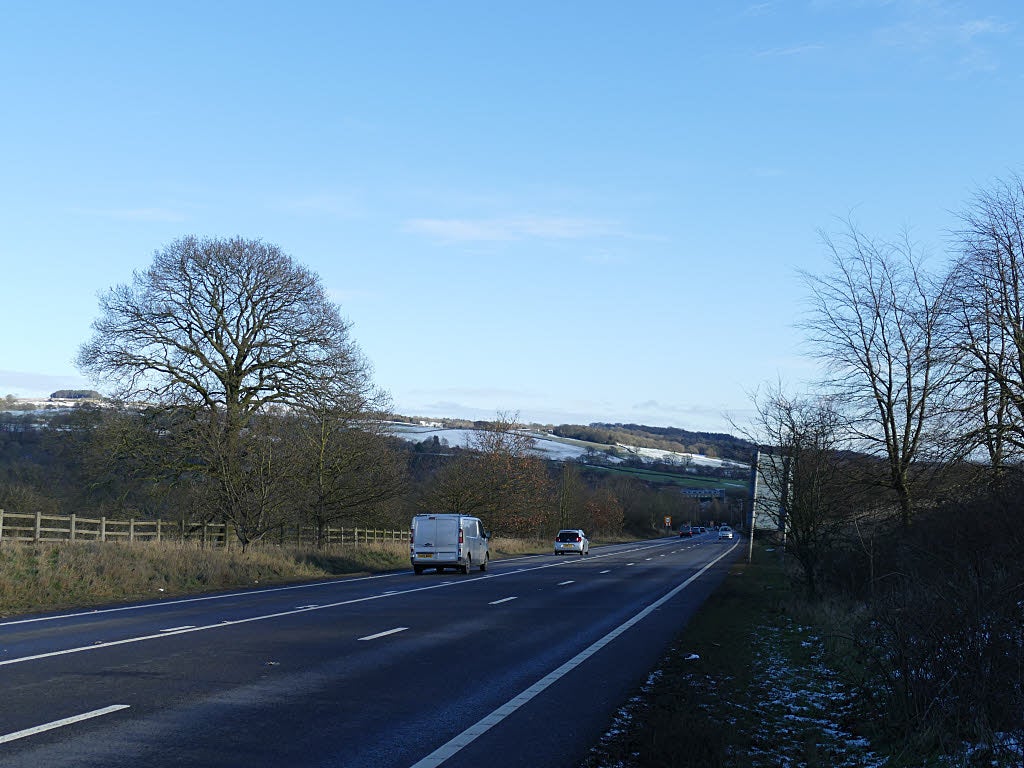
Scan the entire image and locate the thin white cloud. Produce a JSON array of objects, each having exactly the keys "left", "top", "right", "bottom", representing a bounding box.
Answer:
[
  {"left": 278, "top": 194, "right": 365, "bottom": 218},
  {"left": 873, "top": 7, "right": 1011, "bottom": 74},
  {"left": 751, "top": 166, "right": 786, "bottom": 178},
  {"left": 403, "top": 215, "right": 622, "bottom": 243},
  {"left": 755, "top": 43, "right": 825, "bottom": 57},
  {"left": 742, "top": 2, "right": 778, "bottom": 17},
  {"left": 394, "top": 387, "right": 744, "bottom": 432},
  {"left": 74, "top": 207, "right": 187, "bottom": 222},
  {"left": 580, "top": 250, "right": 627, "bottom": 266},
  {"left": 0, "top": 369, "right": 92, "bottom": 398},
  {"left": 629, "top": 399, "right": 747, "bottom": 428}
]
